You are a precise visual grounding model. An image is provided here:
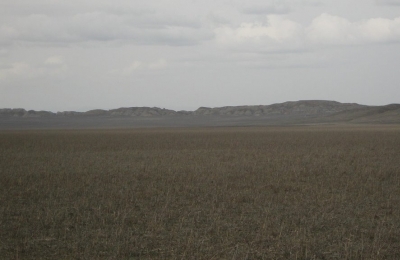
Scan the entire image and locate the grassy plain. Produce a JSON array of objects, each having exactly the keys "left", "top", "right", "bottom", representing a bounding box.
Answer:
[{"left": 1, "top": 125, "right": 400, "bottom": 259}]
